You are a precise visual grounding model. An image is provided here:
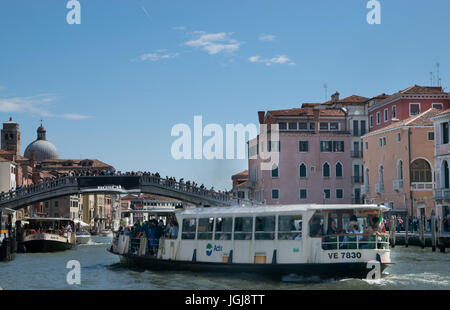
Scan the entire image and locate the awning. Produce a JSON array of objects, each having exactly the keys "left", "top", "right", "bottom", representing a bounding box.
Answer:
[{"left": 74, "top": 219, "right": 90, "bottom": 227}]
